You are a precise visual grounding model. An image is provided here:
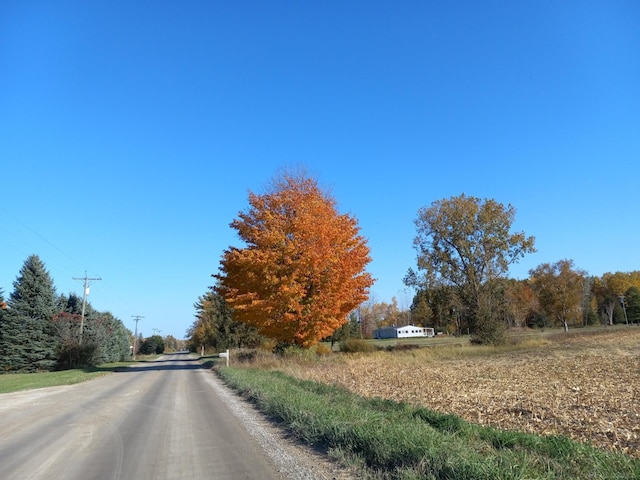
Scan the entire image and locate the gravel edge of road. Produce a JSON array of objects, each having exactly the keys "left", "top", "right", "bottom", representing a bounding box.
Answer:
[{"left": 199, "top": 368, "right": 355, "bottom": 480}]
